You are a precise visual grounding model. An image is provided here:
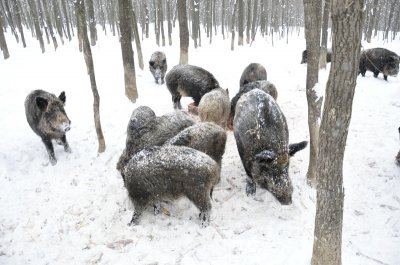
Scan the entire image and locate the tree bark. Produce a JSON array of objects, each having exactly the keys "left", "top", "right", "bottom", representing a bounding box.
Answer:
[
  {"left": 311, "top": 1, "right": 364, "bottom": 264},
  {"left": 61, "top": 0, "right": 72, "bottom": 41},
  {"left": 238, "top": 0, "right": 244, "bottom": 45},
  {"left": 231, "top": 0, "right": 238, "bottom": 50},
  {"left": 320, "top": 0, "right": 331, "bottom": 69},
  {"left": 303, "top": 0, "right": 322, "bottom": 187},
  {"left": 41, "top": 0, "right": 58, "bottom": 50},
  {"left": 118, "top": 0, "right": 139, "bottom": 102},
  {"left": 75, "top": 0, "right": 106, "bottom": 153},
  {"left": 178, "top": 0, "right": 189, "bottom": 64},
  {"left": 167, "top": 0, "right": 173, "bottom": 45}
]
